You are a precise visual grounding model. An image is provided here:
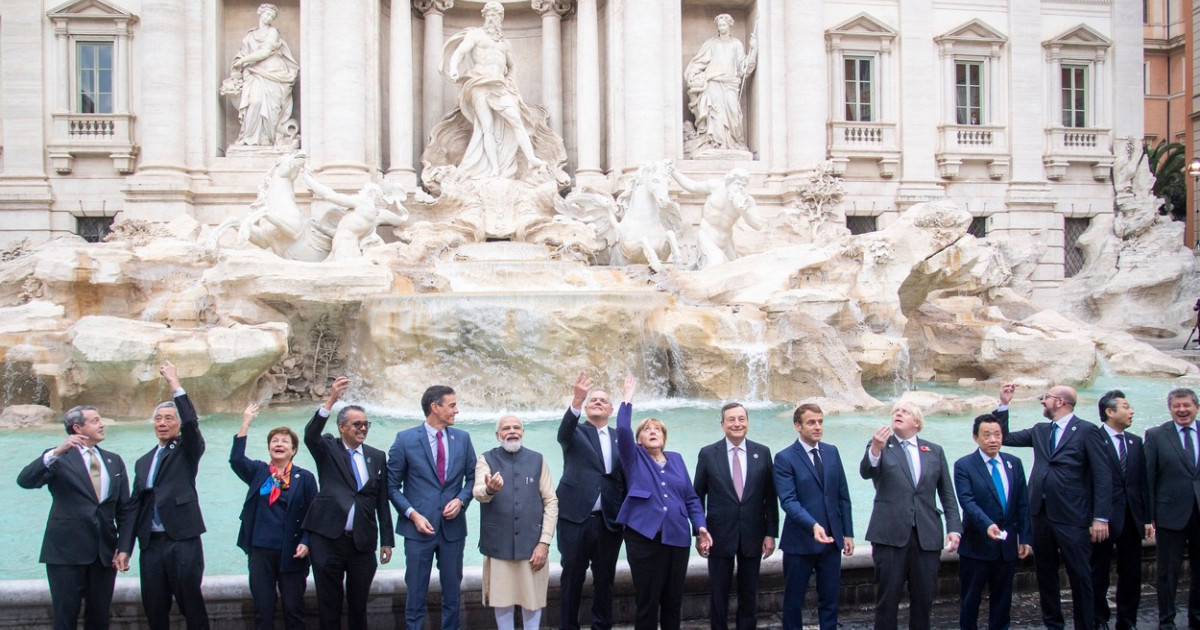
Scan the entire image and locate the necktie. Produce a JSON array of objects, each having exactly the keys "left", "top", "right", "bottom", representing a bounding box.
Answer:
[
  {"left": 88, "top": 449, "right": 102, "bottom": 501},
  {"left": 1118, "top": 434, "right": 1128, "bottom": 476},
  {"left": 599, "top": 428, "right": 612, "bottom": 474},
  {"left": 1185, "top": 427, "right": 1196, "bottom": 468},
  {"left": 148, "top": 447, "right": 166, "bottom": 527},
  {"left": 902, "top": 440, "right": 918, "bottom": 484},
  {"left": 990, "top": 458, "right": 1007, "bottom": 513},
  {"left": 731, "top": 445, "right": 744, "bottom": 500},
  {"left": 348, "top": 449, "right": 364, "bottom": 490},
  {"left": 1049, "top": 423, "right": 1059, "bottom": 453},
  {"left": 436, "top": 430, "right": 446, "bottom": 484},
  {"left": 811, "top": 447, "right": 825, "bottom": 486}
]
